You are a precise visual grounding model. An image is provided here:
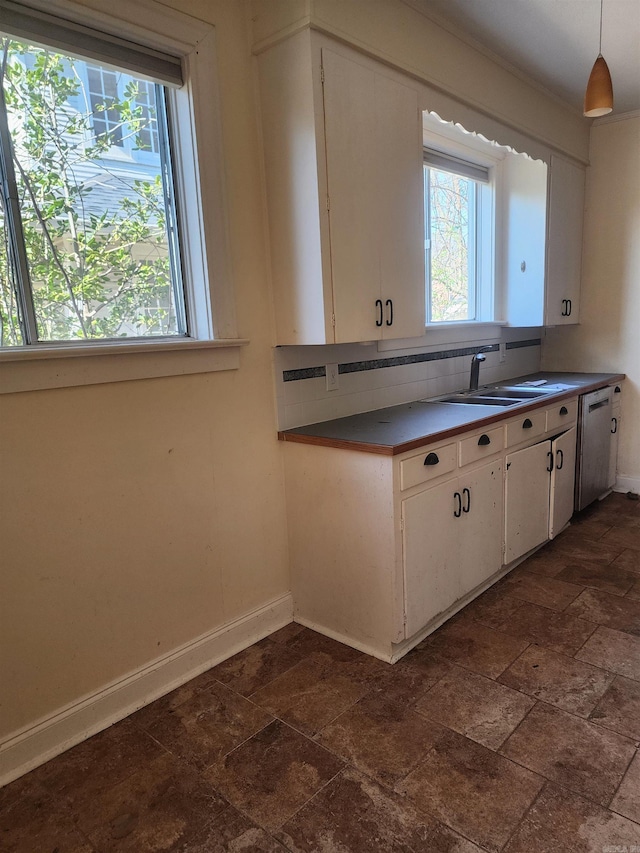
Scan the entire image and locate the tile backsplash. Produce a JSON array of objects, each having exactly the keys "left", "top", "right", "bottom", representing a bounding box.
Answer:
[{"left": 274, "top": 328, "right": 542, "bottom": 430}]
